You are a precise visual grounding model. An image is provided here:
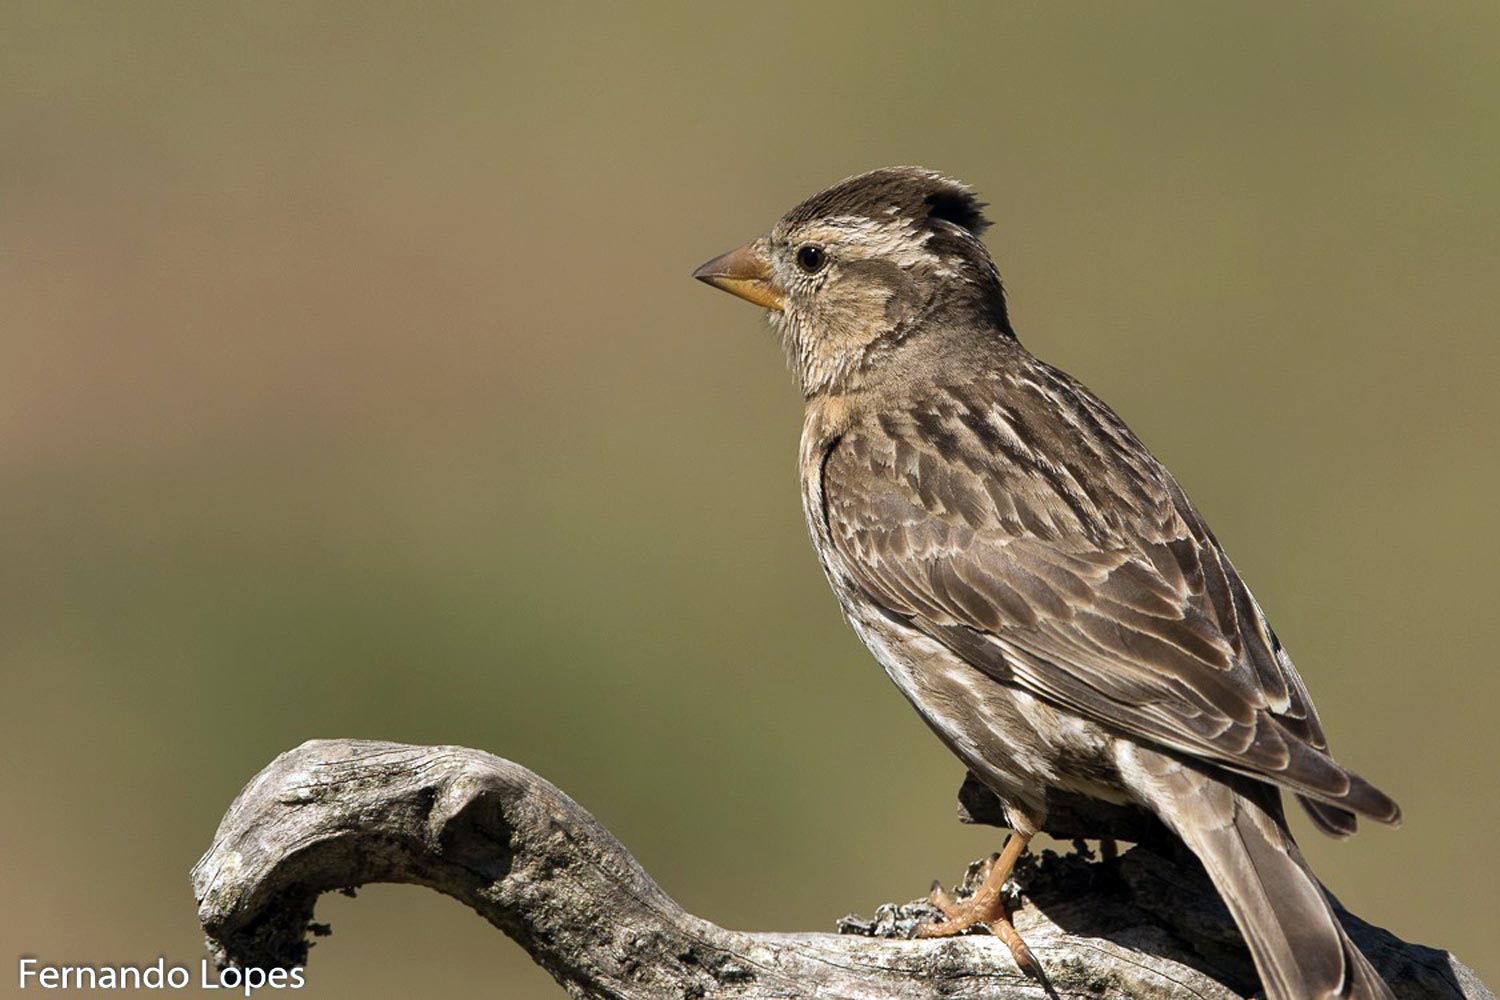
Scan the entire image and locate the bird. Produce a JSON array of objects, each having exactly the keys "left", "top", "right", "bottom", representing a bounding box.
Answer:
[{"left": 692, "top": 167, "right": 1401, "bottom": 999}]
